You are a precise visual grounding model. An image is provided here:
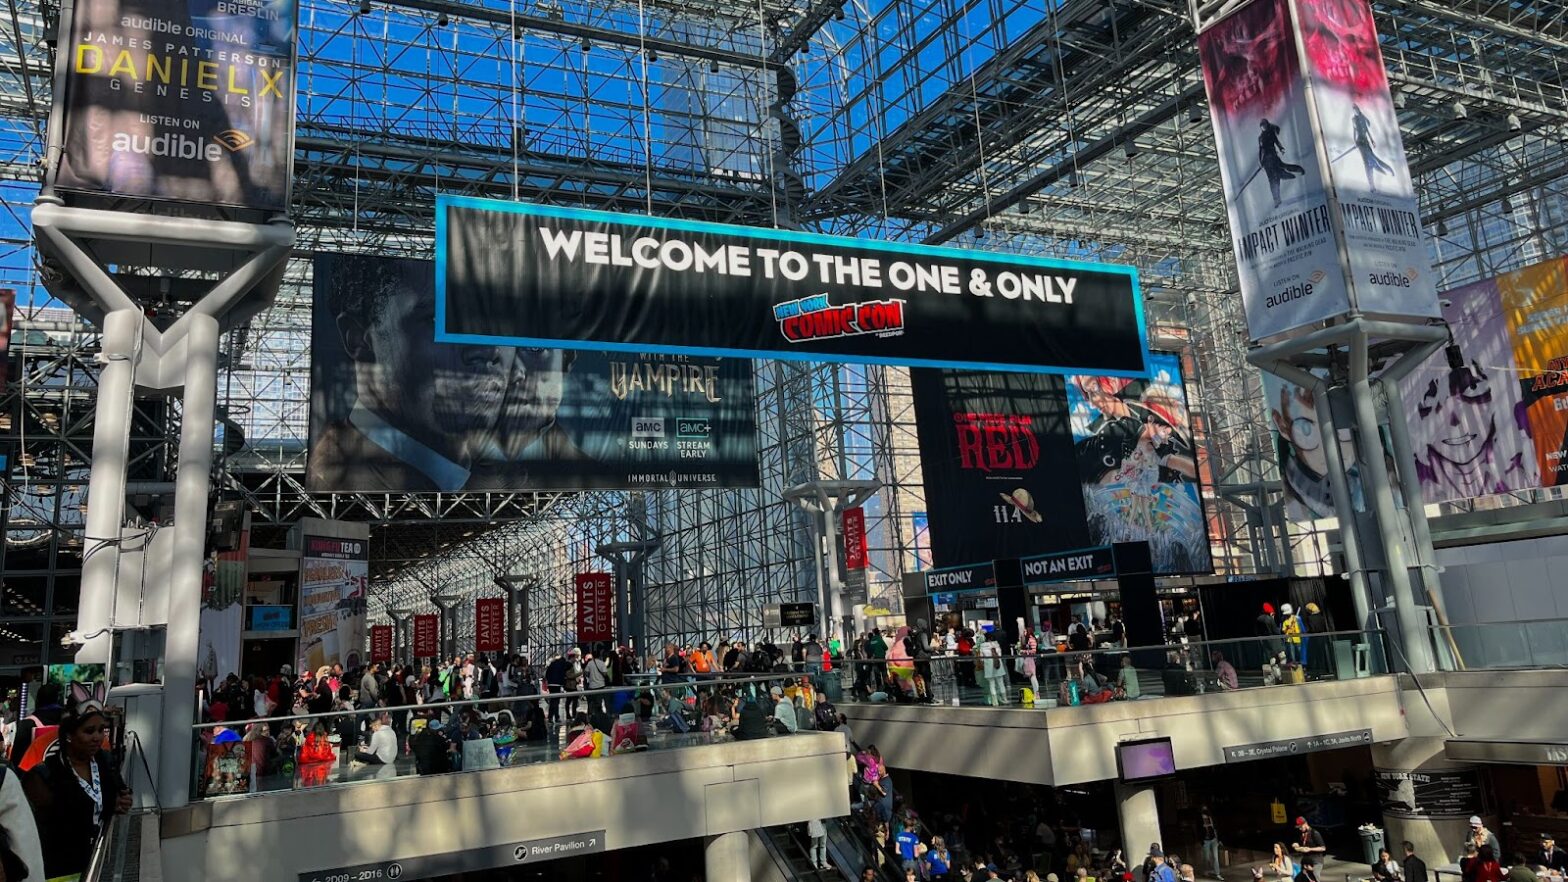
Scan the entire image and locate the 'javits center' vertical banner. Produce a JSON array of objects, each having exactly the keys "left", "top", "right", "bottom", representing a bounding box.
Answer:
[
  {"left": 912, "top": 353, "right": 1211, "bottom": 576},
  {"left": 53, "top": 0, "right": 298, "bottom": 210},
  {"left": 1198, "top": 0, "right": 1437, "bottom": 342}
]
